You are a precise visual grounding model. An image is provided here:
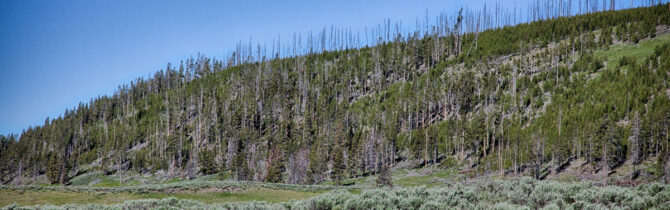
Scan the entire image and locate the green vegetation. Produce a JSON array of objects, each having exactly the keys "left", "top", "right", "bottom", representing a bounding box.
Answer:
[
  {"left": 3, "top": 4, "right": 666, "bottom": 186},
  {"left": 0, "top": 187, "right": 320, "bottom": 206},
  {"left": 4, "top": 178, "right": 670, "bottom": 209},
  {"left": 0, "top": 179, "right": 336, "bottom": 207},
  {"left": 595, "top": 32, "right": 670, "bottom": 65},
  {"left": 1, "top": 2, "right": 670, "bottom": 209},
  {"left": 0, "top": 188, "right": 320, "bottom": 206},
  {"left": 394, "top": 169, "right": 458, "bottom": 187}
]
